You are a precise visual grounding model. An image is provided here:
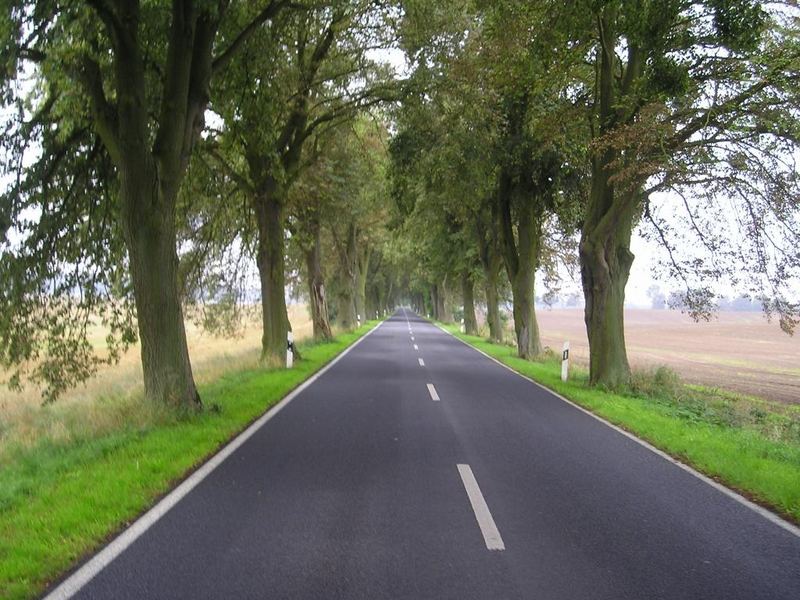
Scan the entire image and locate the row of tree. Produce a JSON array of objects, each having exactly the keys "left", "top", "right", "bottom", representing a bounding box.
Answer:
[
  {"left": 0, "top": 0, "right": 406, "bottom": 408},
  {"left": 388, "top": 0, "right": 800, "bottom": 386},
  {"left": 1, "top": 0, "right": 799, "bottom": 408}
]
